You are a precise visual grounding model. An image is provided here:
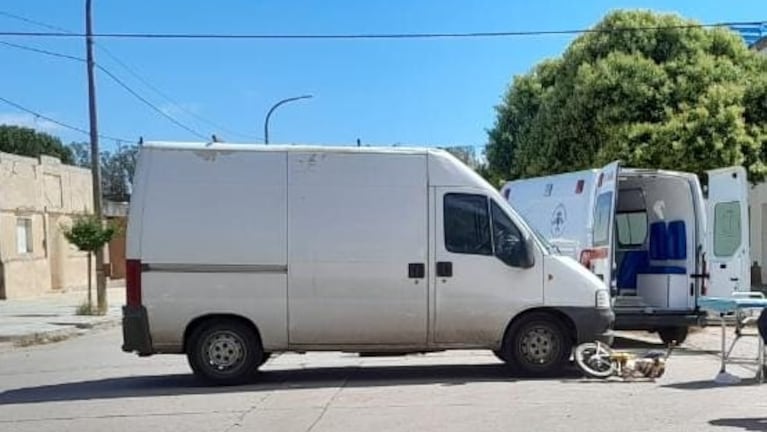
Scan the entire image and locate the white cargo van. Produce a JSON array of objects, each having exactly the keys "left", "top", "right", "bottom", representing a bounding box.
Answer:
[
  {"left": 122, "top": 142, "right": 612, "bottom": 384},
  {"left": 502, "top": 162, "right": 750, "bottom": 344}
]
